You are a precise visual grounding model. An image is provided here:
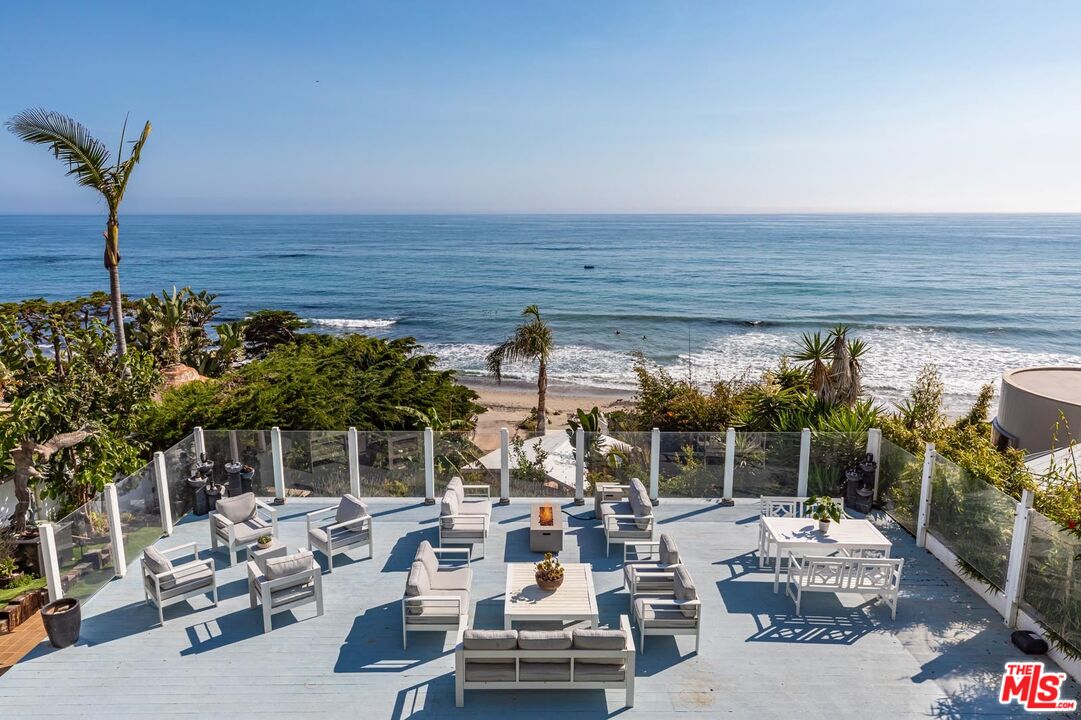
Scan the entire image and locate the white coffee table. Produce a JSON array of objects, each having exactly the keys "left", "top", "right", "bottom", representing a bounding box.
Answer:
[
  {"left": 503, "top": 562, "right": 599, "bottom": 630},
  {"left": 759, "top": 516, "right": 892, "bottom": 593}
]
